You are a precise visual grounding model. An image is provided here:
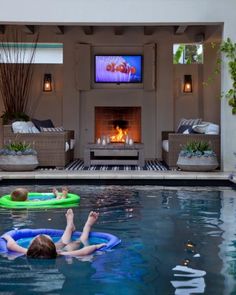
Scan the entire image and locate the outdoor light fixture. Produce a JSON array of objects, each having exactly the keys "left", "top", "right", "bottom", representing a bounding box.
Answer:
[
  {"left": 183, "top": 75, "right": 193, "bottom": 93},
  {"left": 43, "top": 73, "right": 52, "bottom": 92}
]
